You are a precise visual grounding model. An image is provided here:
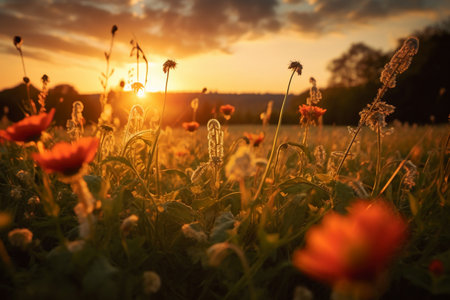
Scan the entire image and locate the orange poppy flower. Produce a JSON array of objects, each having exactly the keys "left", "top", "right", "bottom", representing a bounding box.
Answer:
[
  {"left": 293, "top": 200, "right": 407, "bottom": 294},
  {"left": 182, "top": 121, "right": 200, "bottom": 132},
  {"left": 33, "top": 137, "right": 99, "bottom": 177},
  {"left": 299, "top": 104, "right": 326, "bottom": 125},
  {"left": 0, "top": 108, "right": 55, "bottom": 142},
  {"left": 220, "top": 104, "right": 235, "bottom": 118},
  {"left": 244, "top": 132, "right": 265, "bottom": 147}
]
